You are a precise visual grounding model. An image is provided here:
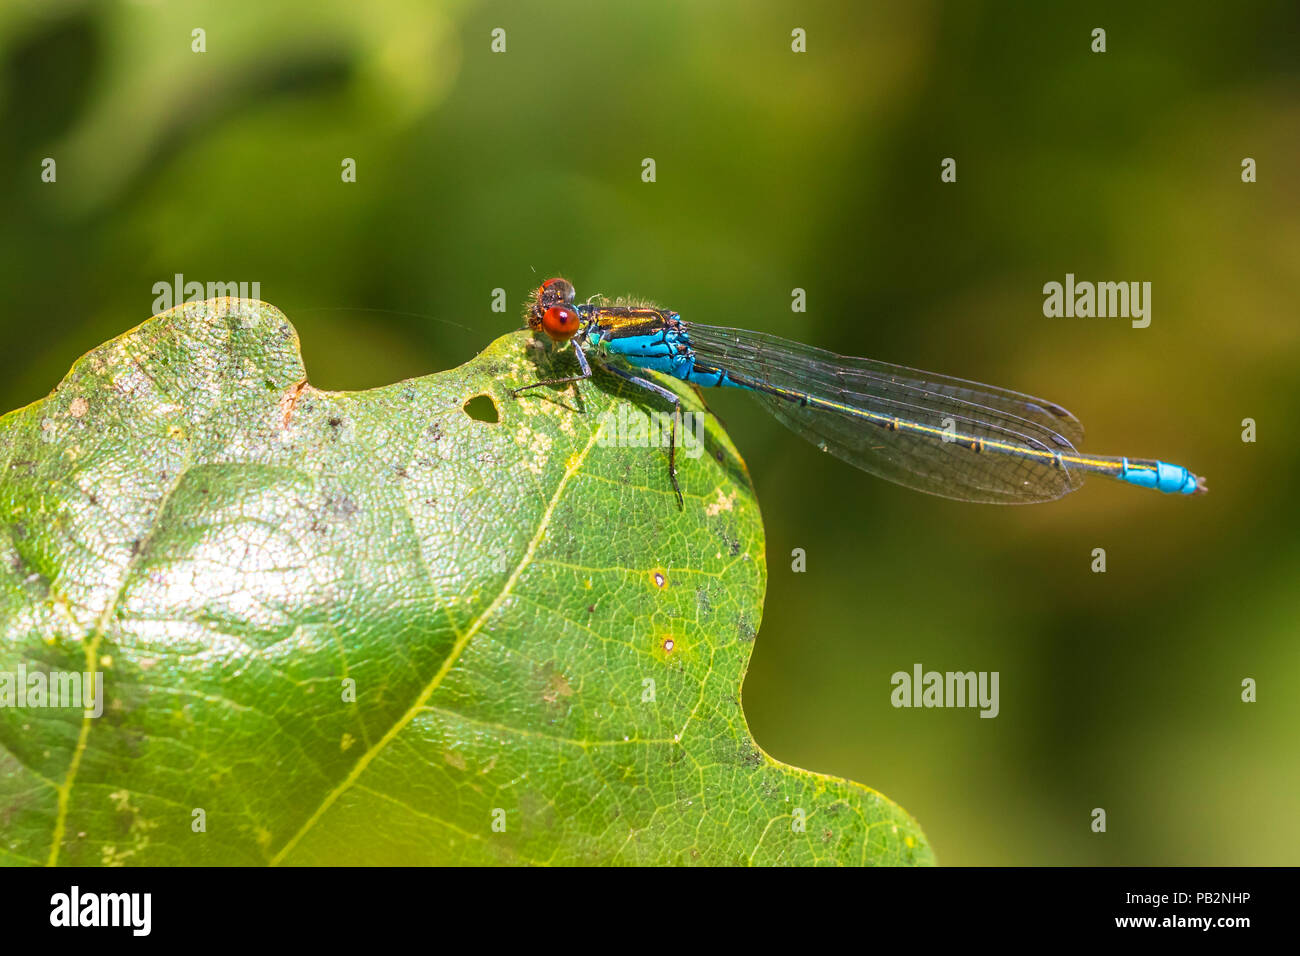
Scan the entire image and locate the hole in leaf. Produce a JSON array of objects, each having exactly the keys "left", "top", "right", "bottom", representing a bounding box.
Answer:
[{"left": 463, "top": 394, "right": 500, "bottom": 423}]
